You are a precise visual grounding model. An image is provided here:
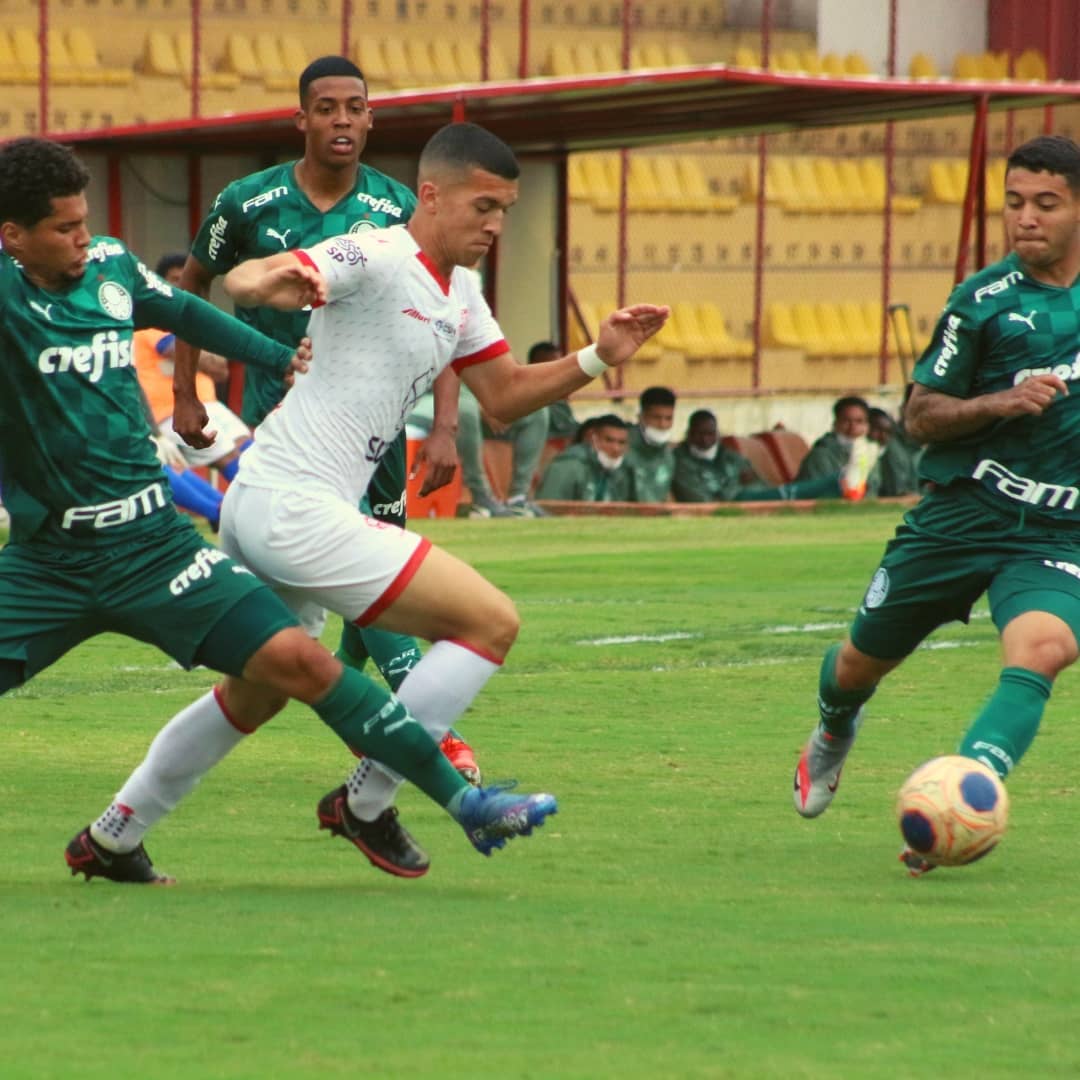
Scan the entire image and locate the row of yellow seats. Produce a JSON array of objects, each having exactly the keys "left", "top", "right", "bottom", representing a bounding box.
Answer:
[
  {"left": 0, "top": 26, "right": 132, "bottom": 86},
  {"left": 569, "top": 154, "right": 738, "bottom": 213},
  {"left": 767, "top": 300, "right": 911, "bottom": 358},
  {"left": 573, "top": 299, "right": 751, "bottom": 362},
  {"left": 735, "top": 46, "right": 872, "bottom": 77},
  {"left": 543, "top": 39, "right": 693, "bottom": 77},
  {"left": 745, "top": 156, "right": 921, "bottom": 214},
  {"left": 947, "top": 48, "right": 1047, "bottom": 82},
  {"left": 926, "top": 158, "right": 1006, "bottom": 210},
  {"left": 355, "top": 36, "right": 513, "bottom": 89},
  {"left": 141, "top": 29, "right": 308, "bottom": 90}
]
